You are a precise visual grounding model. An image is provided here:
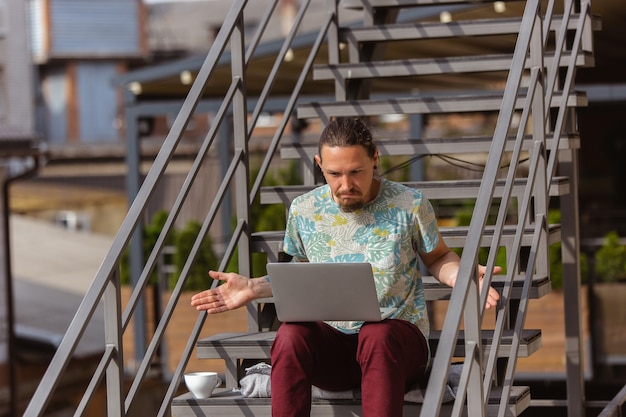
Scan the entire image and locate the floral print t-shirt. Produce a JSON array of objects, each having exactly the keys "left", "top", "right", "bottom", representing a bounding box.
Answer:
[{"left": 282, "top": 178, "right": 440, "bottom": 338}]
